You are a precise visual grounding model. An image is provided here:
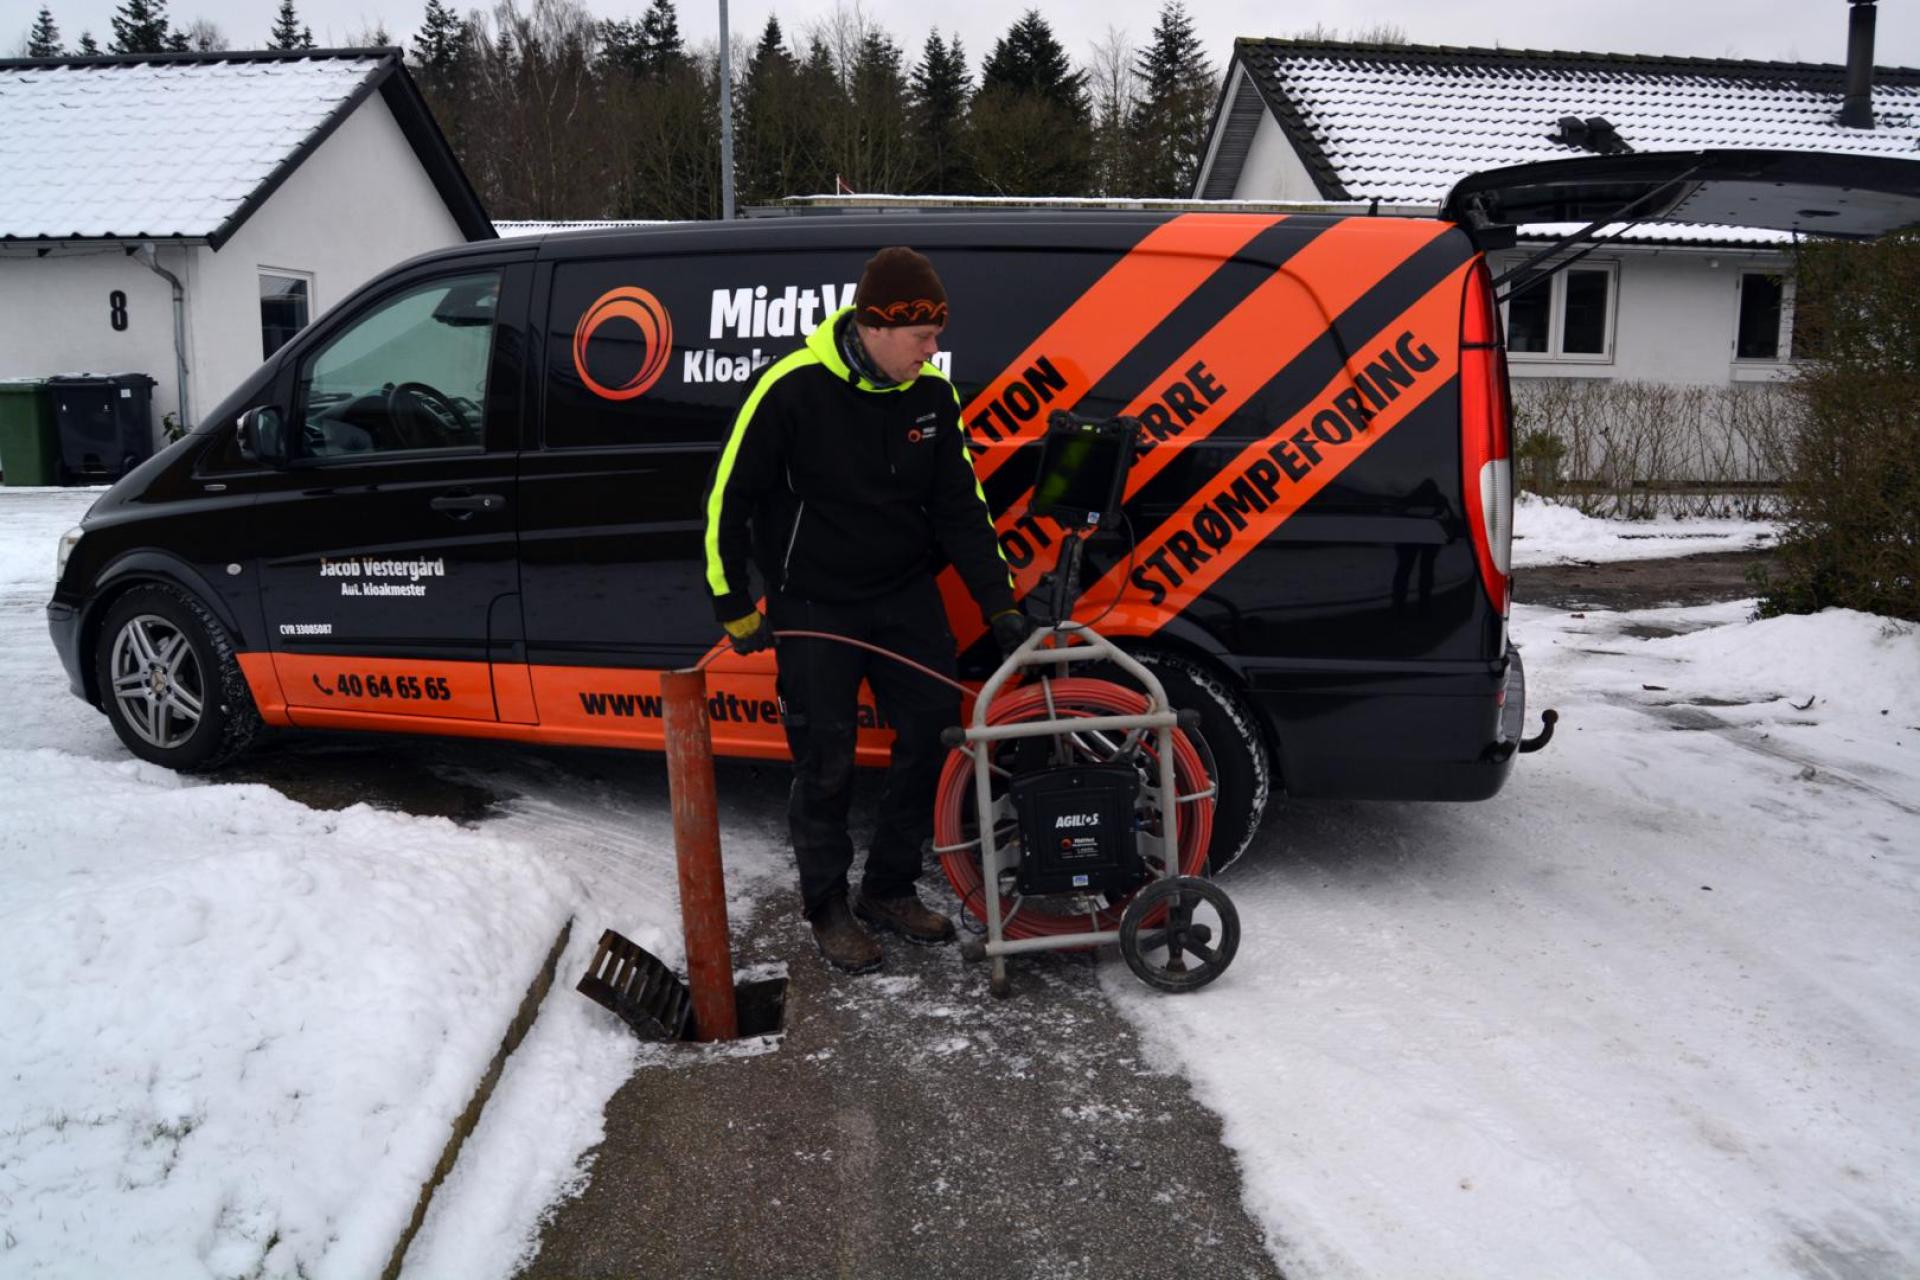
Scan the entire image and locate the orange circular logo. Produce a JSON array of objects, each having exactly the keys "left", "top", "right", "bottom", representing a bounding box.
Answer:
[
  {"left": 907, "top": 428, "right": 922, "bottom": 443},
  {"left": 572, "top": 286, "right": 673, "bottom": 400}
]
